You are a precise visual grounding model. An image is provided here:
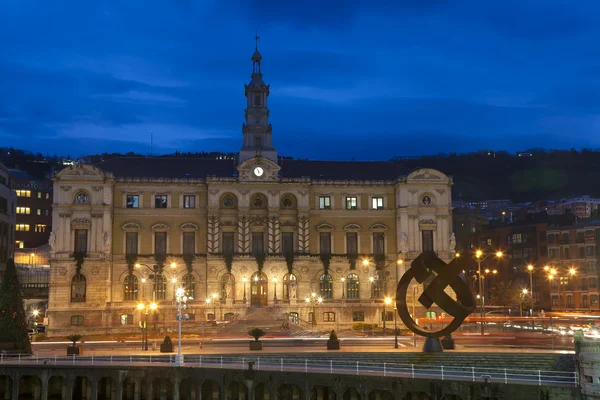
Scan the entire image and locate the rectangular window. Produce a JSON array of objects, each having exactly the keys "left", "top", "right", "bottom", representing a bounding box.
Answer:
[
  {"left": 588, "top": 247, "right": 595, "bottom": 257},
  {"left": 511, "top": 233, "right": 523, "bottom": 244},
  {"left": 564, "top": 247, "right": 570, "bottom": 259},
  {"left": 352, "top": 311, "right": 365, "bottom": 322},
  {"left": 584, "top": 296, "right": 589, "bottom": 308},
  {"left": 308, "top": 312, "right": 315, "bottom": 323},
  {"left": 346, "top": 232, "right": 358, "bottom": 255},
  {"left": 551, "top": 296, "right": 559, "bottom": 306},
  {"left": 183, "top": 195, "right": 195, "bottom": 209},
  {"left": 16, "top": 207, "right": 30, "bottom": 214},
  {"left": 592, "top": 295, "right": 598, "bottom": 305},
  {"left": 252, "top": 232, "right": 264, "bottom": 254},
  {"left": 15, "top": 190, "right": 31, "bottom": 197},
  {"left": 222, "top": 232, "right": 235, "bottom": 254},
  {"left": 373, "top": 232, "right": 385, "bottom": 255},
  {"left": 35, "top": 224, "right": 46, "bottom": 233},
  {"left": 589, "top": 262, "right": 597, "bottom": 272},
  {"left": 372, "top": 197, "right": 384, "bottom": 210},
  {"left": 345, "top": 196, "right": 358, "bottom": 210},
  {"left": 578, "top": 232, "right": 585, "bottom": 242},
  {"left": 126, "top": 232, "right": 138, "bottom": 255},
  {"left": 382, "top": 311, "right": 394, "bottom": 321},
  {"left": 126, "top": 195, "right": 139, "bottom": 208},
  {"left": 320, "top": 232, "right": 331, "bottom": 254},
  {"left": 548, "top": 234, "right": 556, "bottom": 244},
  {"left": 155, "top": 195, "right": 168, "bottom": 208},
  {"left": 422, "top": 230, "right": 434, "bottom": 252},
  {"left": 282, "top": 232, "right": 294, "bottom": 254},
  {"left": 15, "top": 224, "right": 30, "bottom": 231},
  {"left": 549, "top": 248, "right": 558, "bottom": 259},
  {"left": 74, "top": 229, "right": 88, "bottom": 252},
  {"left": 319, "top": 196, "right": 331, "bottom": 210},
  {"left": 323, "top": 312, "right": 336, "bottom": 322},
  {"left": 183, "top": 232, "right": 195, "bottom": 255},
  {"left": 590, "top": 278, "right": 597, "bottom": 288},
  {"left": 539, "top": 231, "right": 547, "bottom": 242},
  {"left": 71, "top": 315, "right": 84, "bottom": 326},
  {"left": 36, "top": 209, "right": 41, "bottom": 216},
  {"left": 120, "top": 314, "right": 134, "bottom": 325},
  {"left": 37, "top": 192, "right": 42, "bottom": 199},
  {"left": 562, "top": 233, "right": 569, "bottom": 243},
  {"left": 155, "top": 232, "right": 167, "bottom": 255},
  {"left": 44, "top": 209, "right": 50, "bottom": 216},
  {"left": 45, "top": 193, "right": 50, "bottom": 199},
  {"left": 579, "top": 247, "right": 585, "bottom": 258}
]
